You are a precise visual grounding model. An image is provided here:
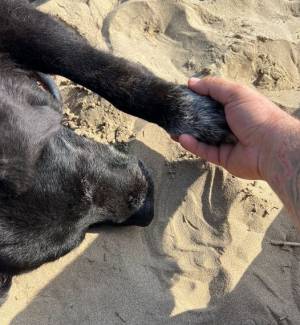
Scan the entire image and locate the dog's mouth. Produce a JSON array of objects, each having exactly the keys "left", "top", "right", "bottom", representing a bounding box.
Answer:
[
  {"left": 94, "top": 204, "right": 154, "bottom": 228},
  {"left": 93, "top": 181, "right": 154, "bottom": 229}
]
